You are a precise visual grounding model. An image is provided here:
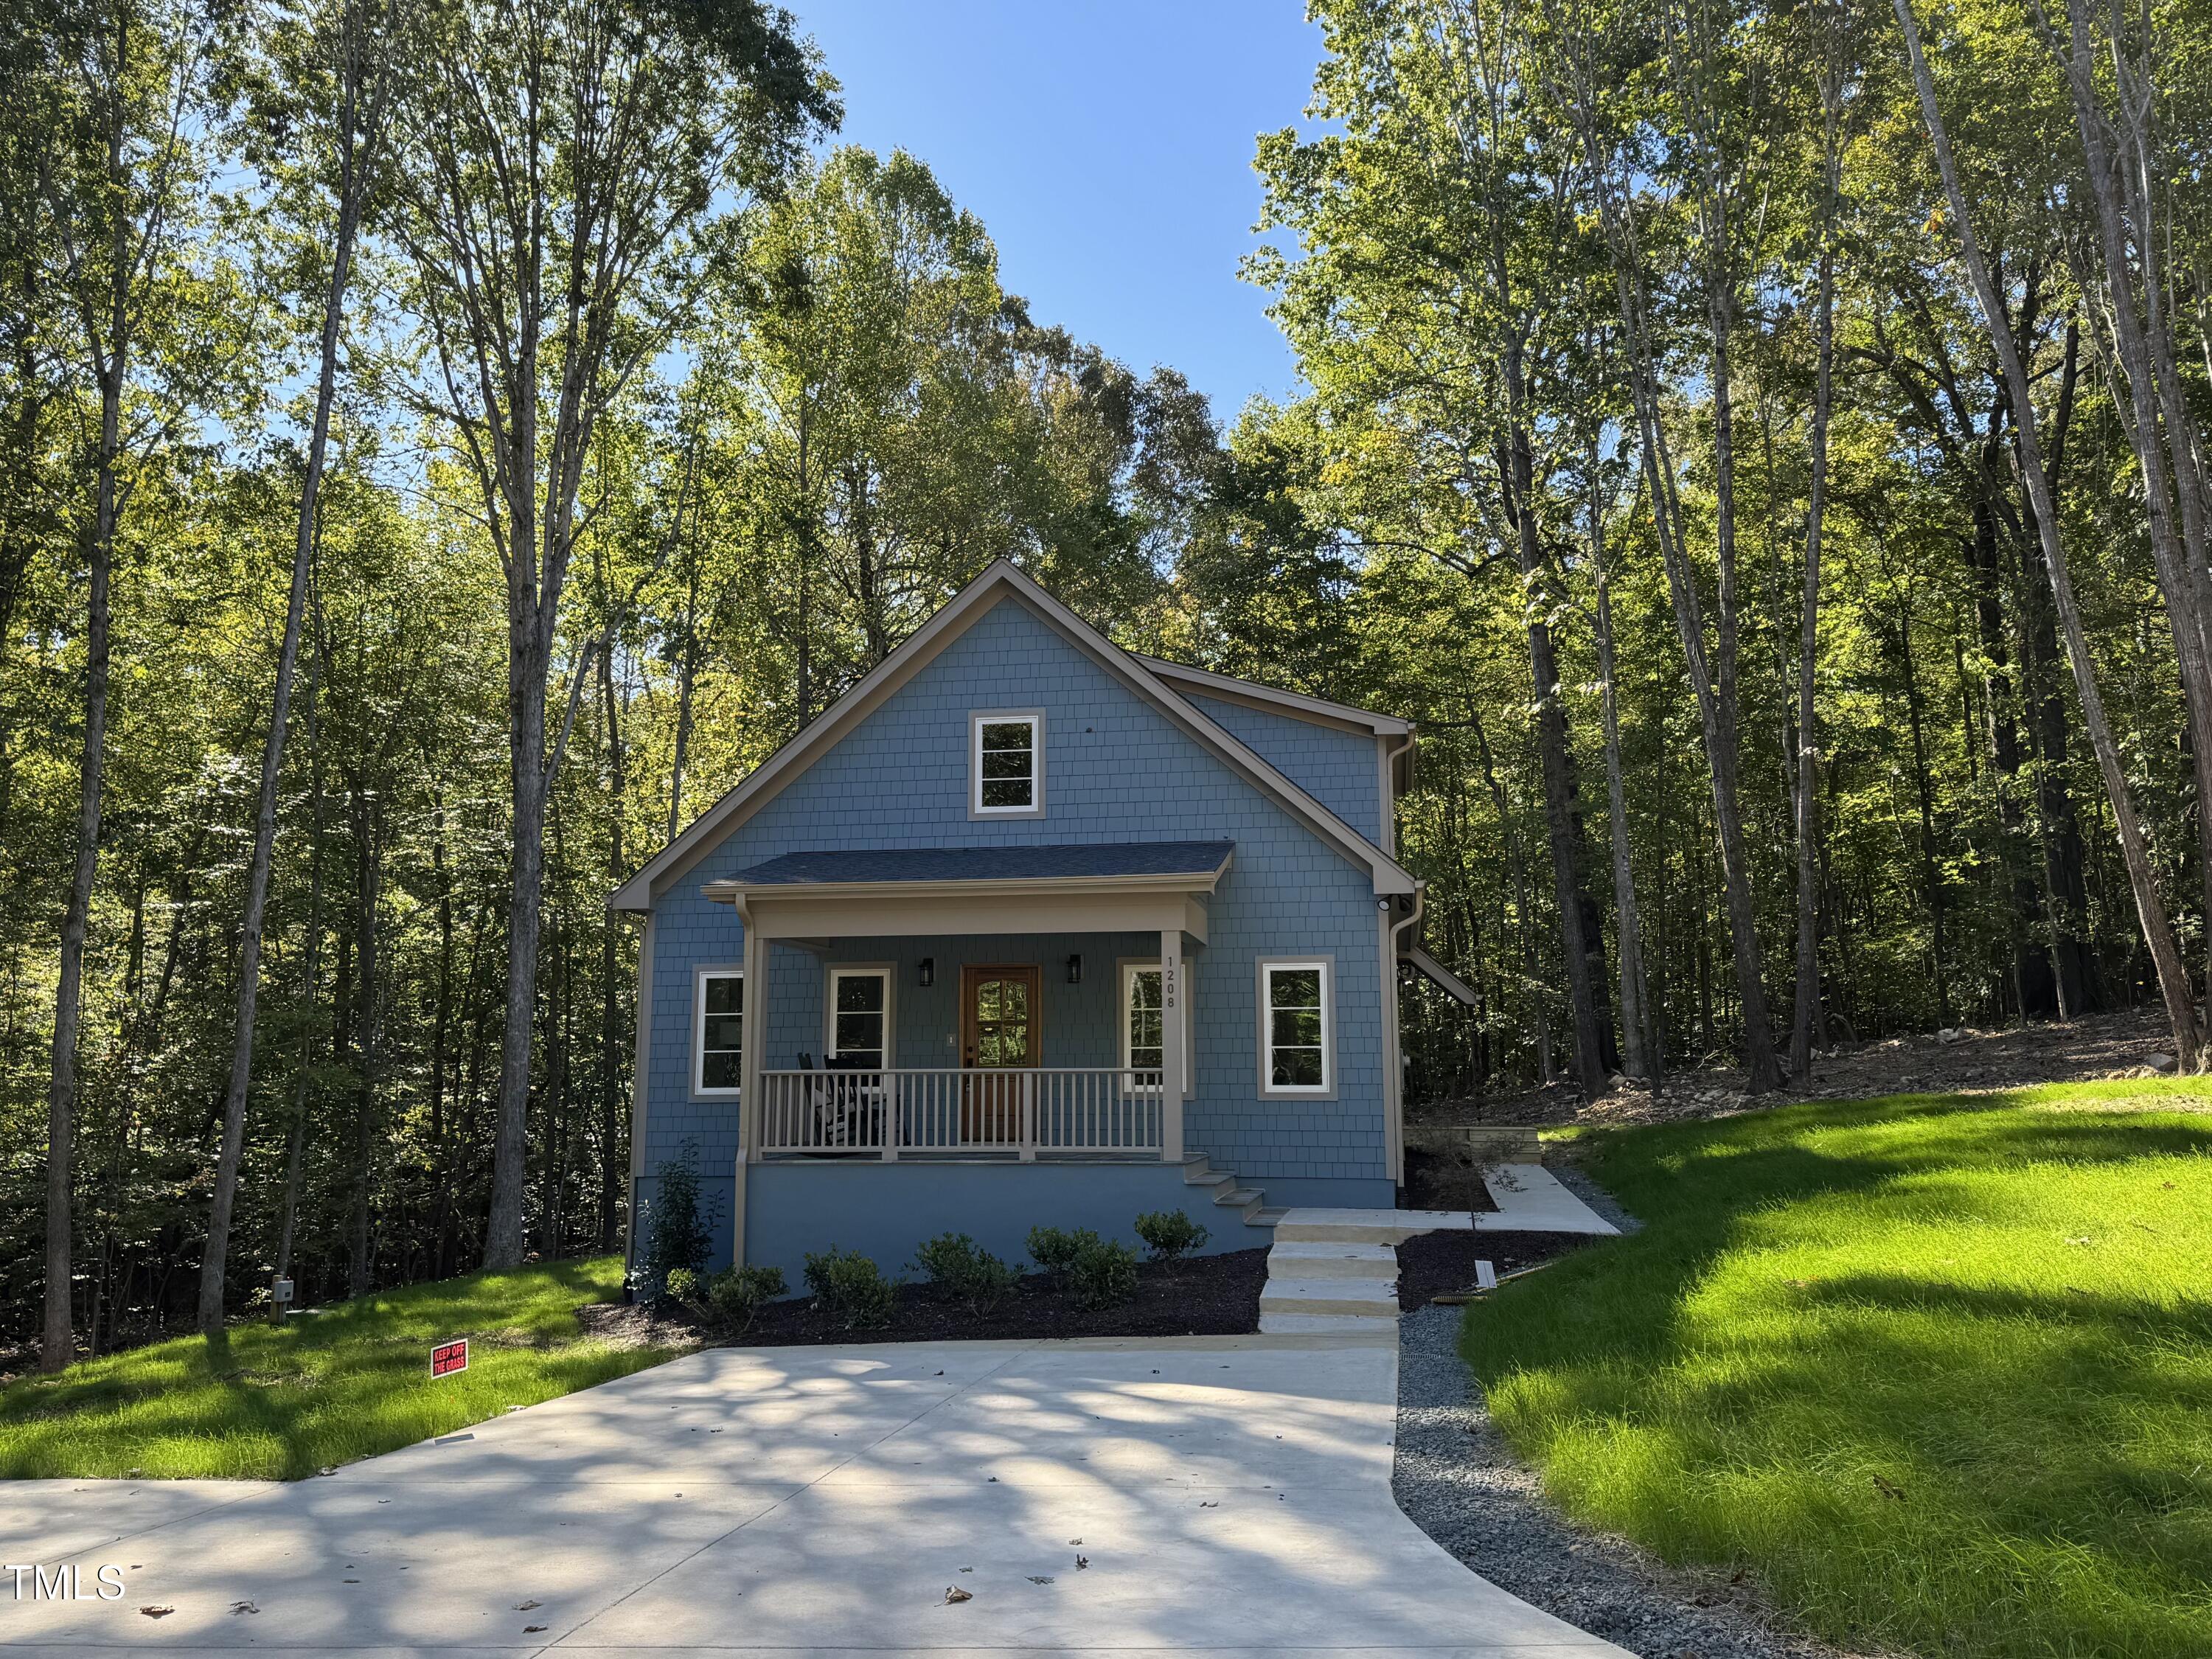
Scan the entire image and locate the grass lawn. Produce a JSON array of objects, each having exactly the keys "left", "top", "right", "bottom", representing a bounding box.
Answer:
[
  {"left": 1470, "top": 1079, "right": 2212, "bottom": 1659},
  {"left": 0, "top": 1256, "right": 689, "bottom": 1480}
]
